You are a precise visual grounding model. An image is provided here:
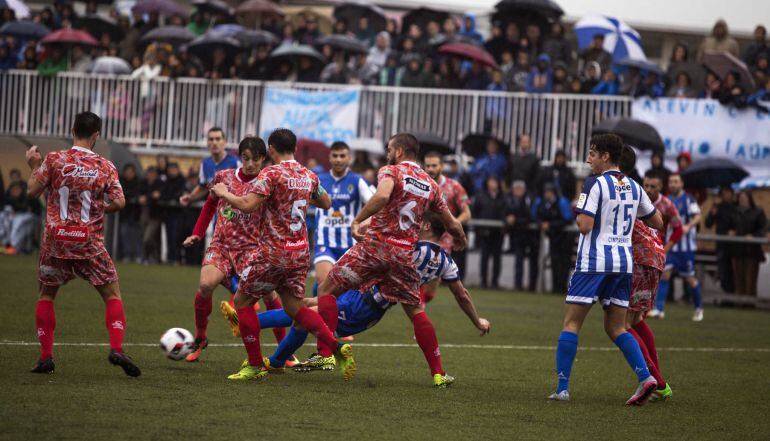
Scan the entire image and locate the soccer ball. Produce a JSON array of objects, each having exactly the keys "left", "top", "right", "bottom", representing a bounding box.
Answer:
[{"left": 160, "top": 328, "right": 194, "bottom": 360}]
